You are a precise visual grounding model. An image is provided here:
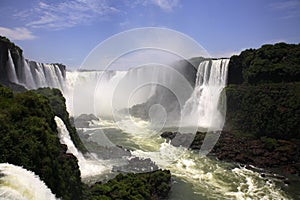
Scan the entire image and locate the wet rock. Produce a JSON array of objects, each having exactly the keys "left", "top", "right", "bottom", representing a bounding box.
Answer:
[
  {"left": 74, "top": 114, "right": 98, "bottom": 128},
  {"left": 161, "top": 131, "right": 300, "bottom": 176},
  {"left": 161, "top": 131, "right": 178, "bottom": 140},
  {"left": 112, "top": 157, "right": 159, "bottom": 173}
]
